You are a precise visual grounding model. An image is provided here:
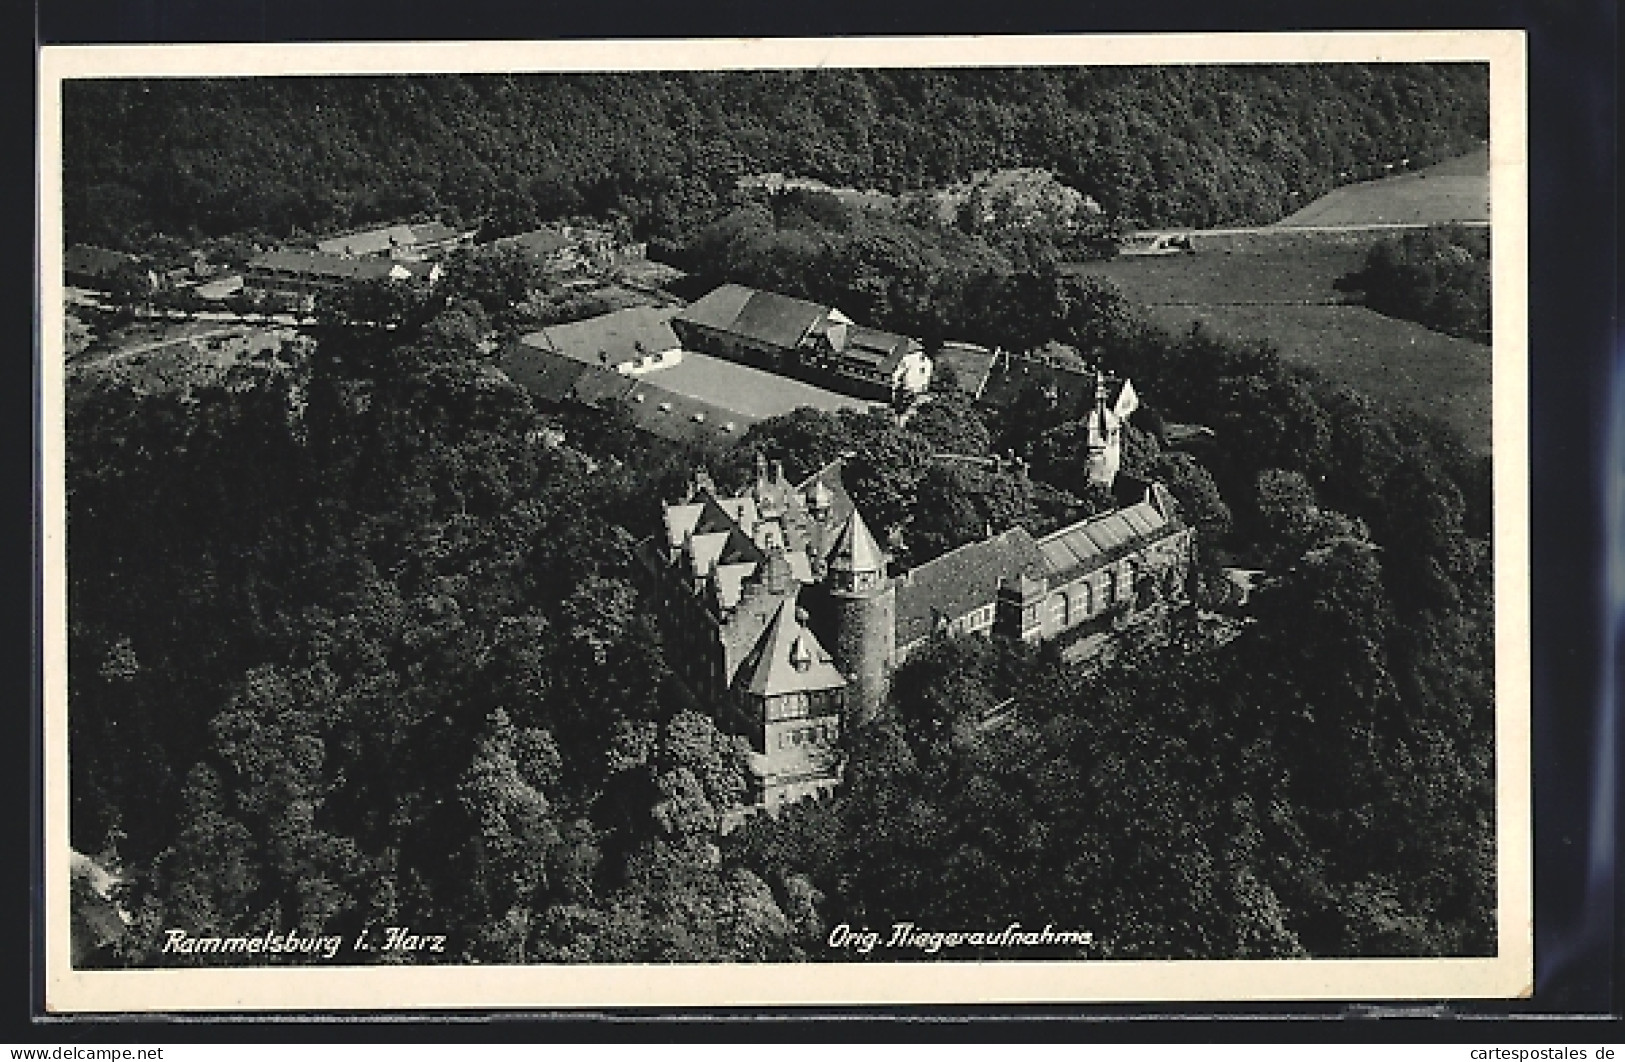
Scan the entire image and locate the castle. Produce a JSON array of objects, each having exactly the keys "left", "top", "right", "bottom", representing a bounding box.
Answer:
[{"left": 635, "top": 375, "right": 1194, "bottom": 813}]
